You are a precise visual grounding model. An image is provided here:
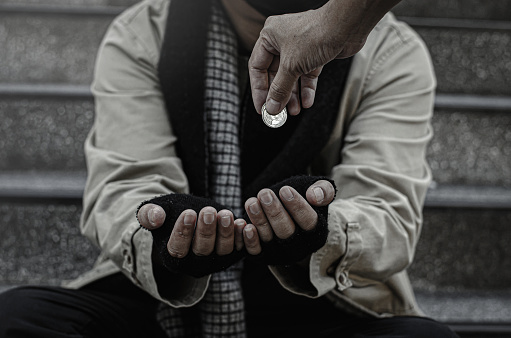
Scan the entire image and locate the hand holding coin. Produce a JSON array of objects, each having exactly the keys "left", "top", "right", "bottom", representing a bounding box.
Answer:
[{"left": 262, "top": 103, "right": 287, "bottom": 128}]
